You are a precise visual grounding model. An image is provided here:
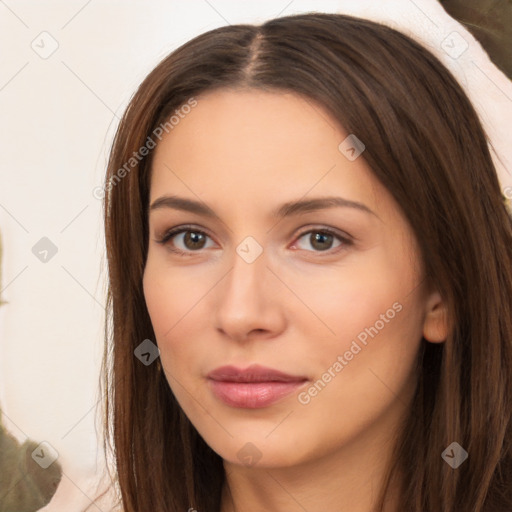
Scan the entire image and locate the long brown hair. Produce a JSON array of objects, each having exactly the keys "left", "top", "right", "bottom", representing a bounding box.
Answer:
[{"left": 100, "top": 12, "right": 512, "bottom": 511}]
